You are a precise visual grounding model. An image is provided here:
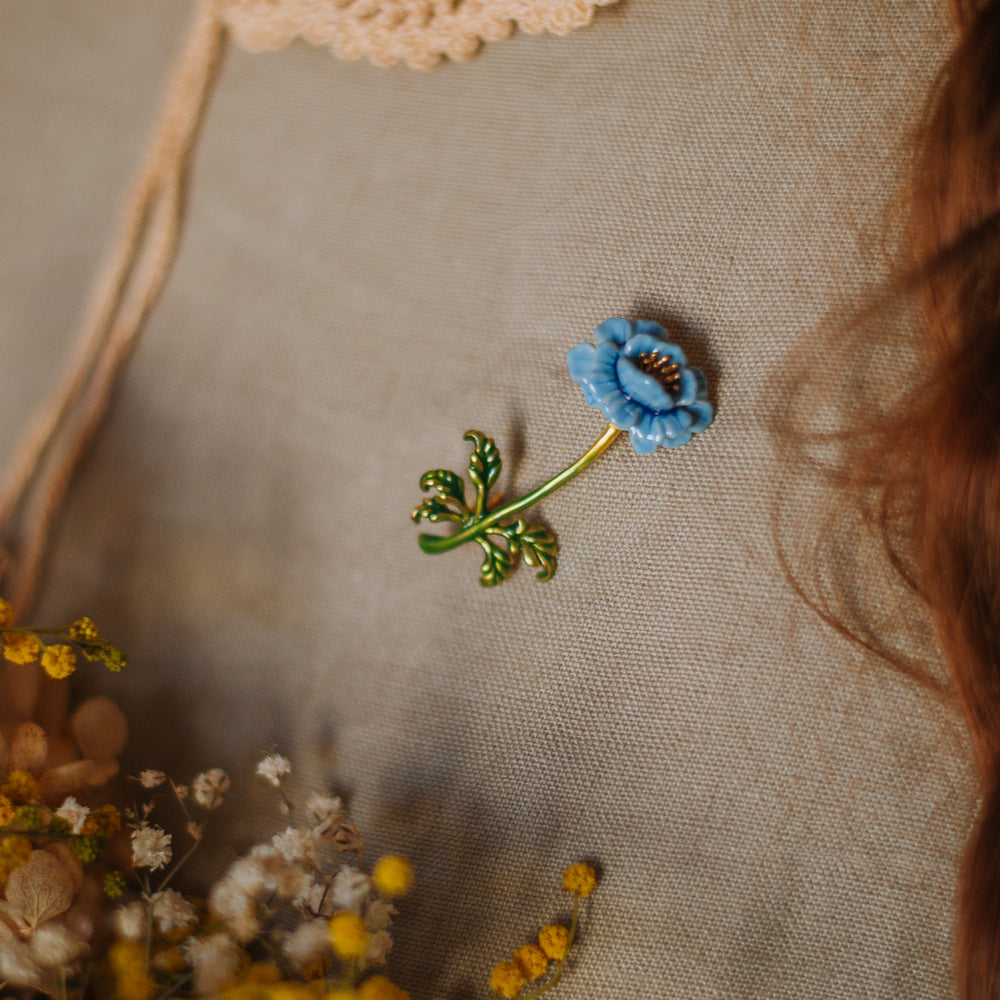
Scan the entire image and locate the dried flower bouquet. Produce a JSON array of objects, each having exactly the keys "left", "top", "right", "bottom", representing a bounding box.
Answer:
[{"left": 0, "top": 602, "right": 596, "bottom": 1000}]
